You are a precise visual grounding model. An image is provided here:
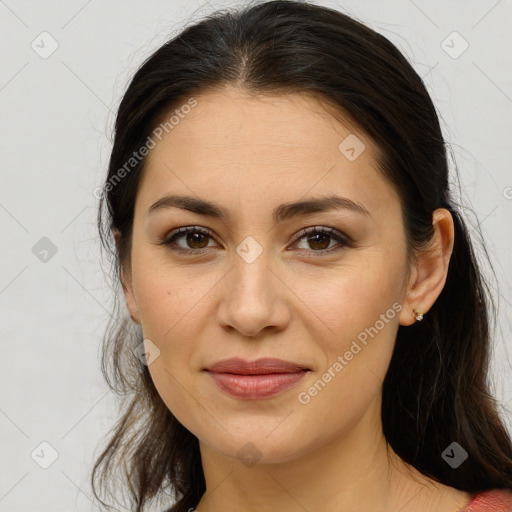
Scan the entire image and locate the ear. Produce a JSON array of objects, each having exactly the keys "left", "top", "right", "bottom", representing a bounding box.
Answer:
[
  {"left": 399, "top": 208, "right": 455, "bottom": 326},
  {"left": 113, "top": 229, "right": 141, "bottom": 325}
]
